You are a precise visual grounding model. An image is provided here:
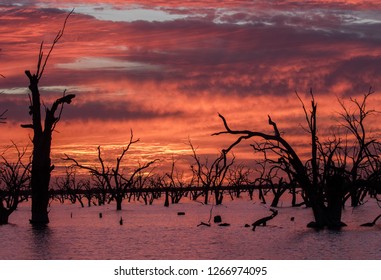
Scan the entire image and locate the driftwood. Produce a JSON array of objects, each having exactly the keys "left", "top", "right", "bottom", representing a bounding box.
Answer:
[
  {"left": 361, "top": 214, "right": 381, "bottom": 227},
  {"left": 252, "top": 208, "right": 278, "bottom": 231},
  {"left": 197, "top": 203, "right": 215, "bottom": 227}
]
